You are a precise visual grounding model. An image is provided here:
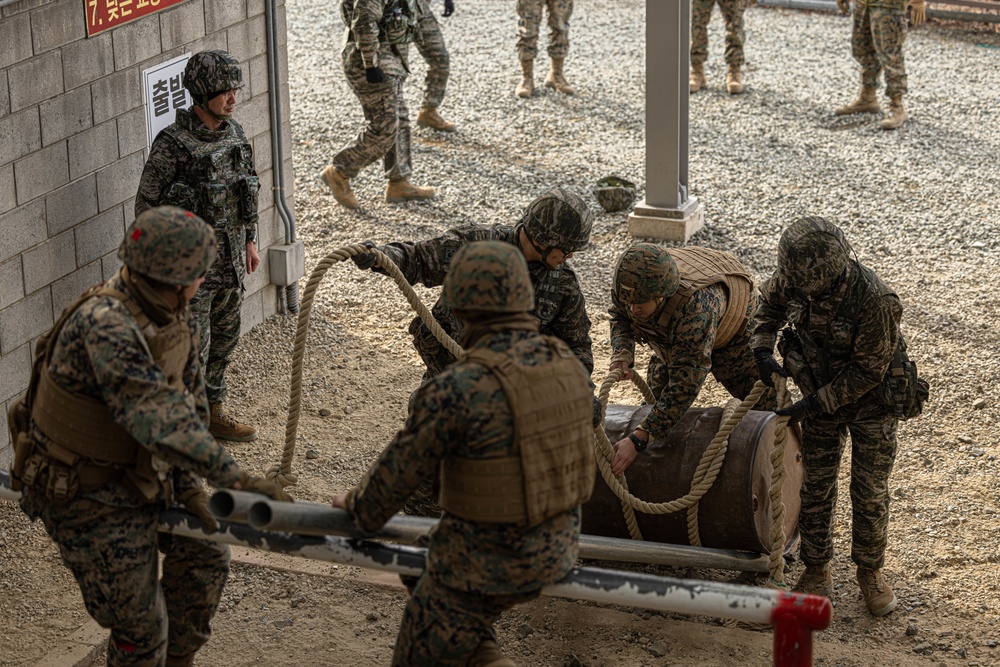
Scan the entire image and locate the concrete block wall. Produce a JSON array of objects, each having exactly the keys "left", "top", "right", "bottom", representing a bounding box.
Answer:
[{"left": 0, "top": 0, "right": 295, "bottom": 466}]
